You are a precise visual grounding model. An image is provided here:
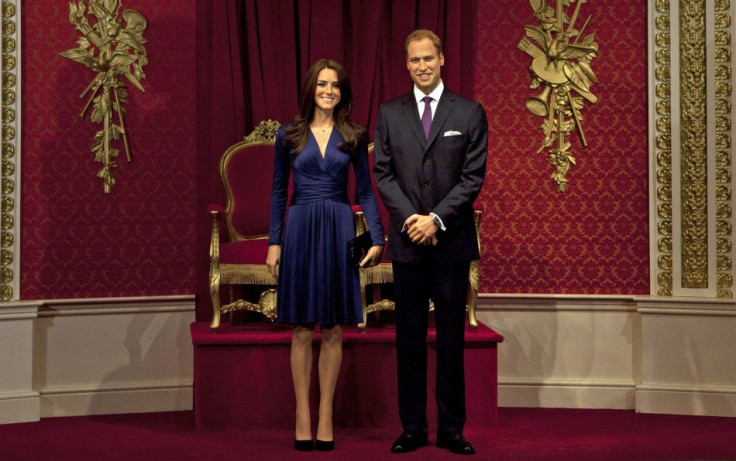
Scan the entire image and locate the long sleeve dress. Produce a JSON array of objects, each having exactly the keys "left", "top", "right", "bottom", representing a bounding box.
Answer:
[{"left": 268, "top": 126, "right": 384, "bottom": 325}]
